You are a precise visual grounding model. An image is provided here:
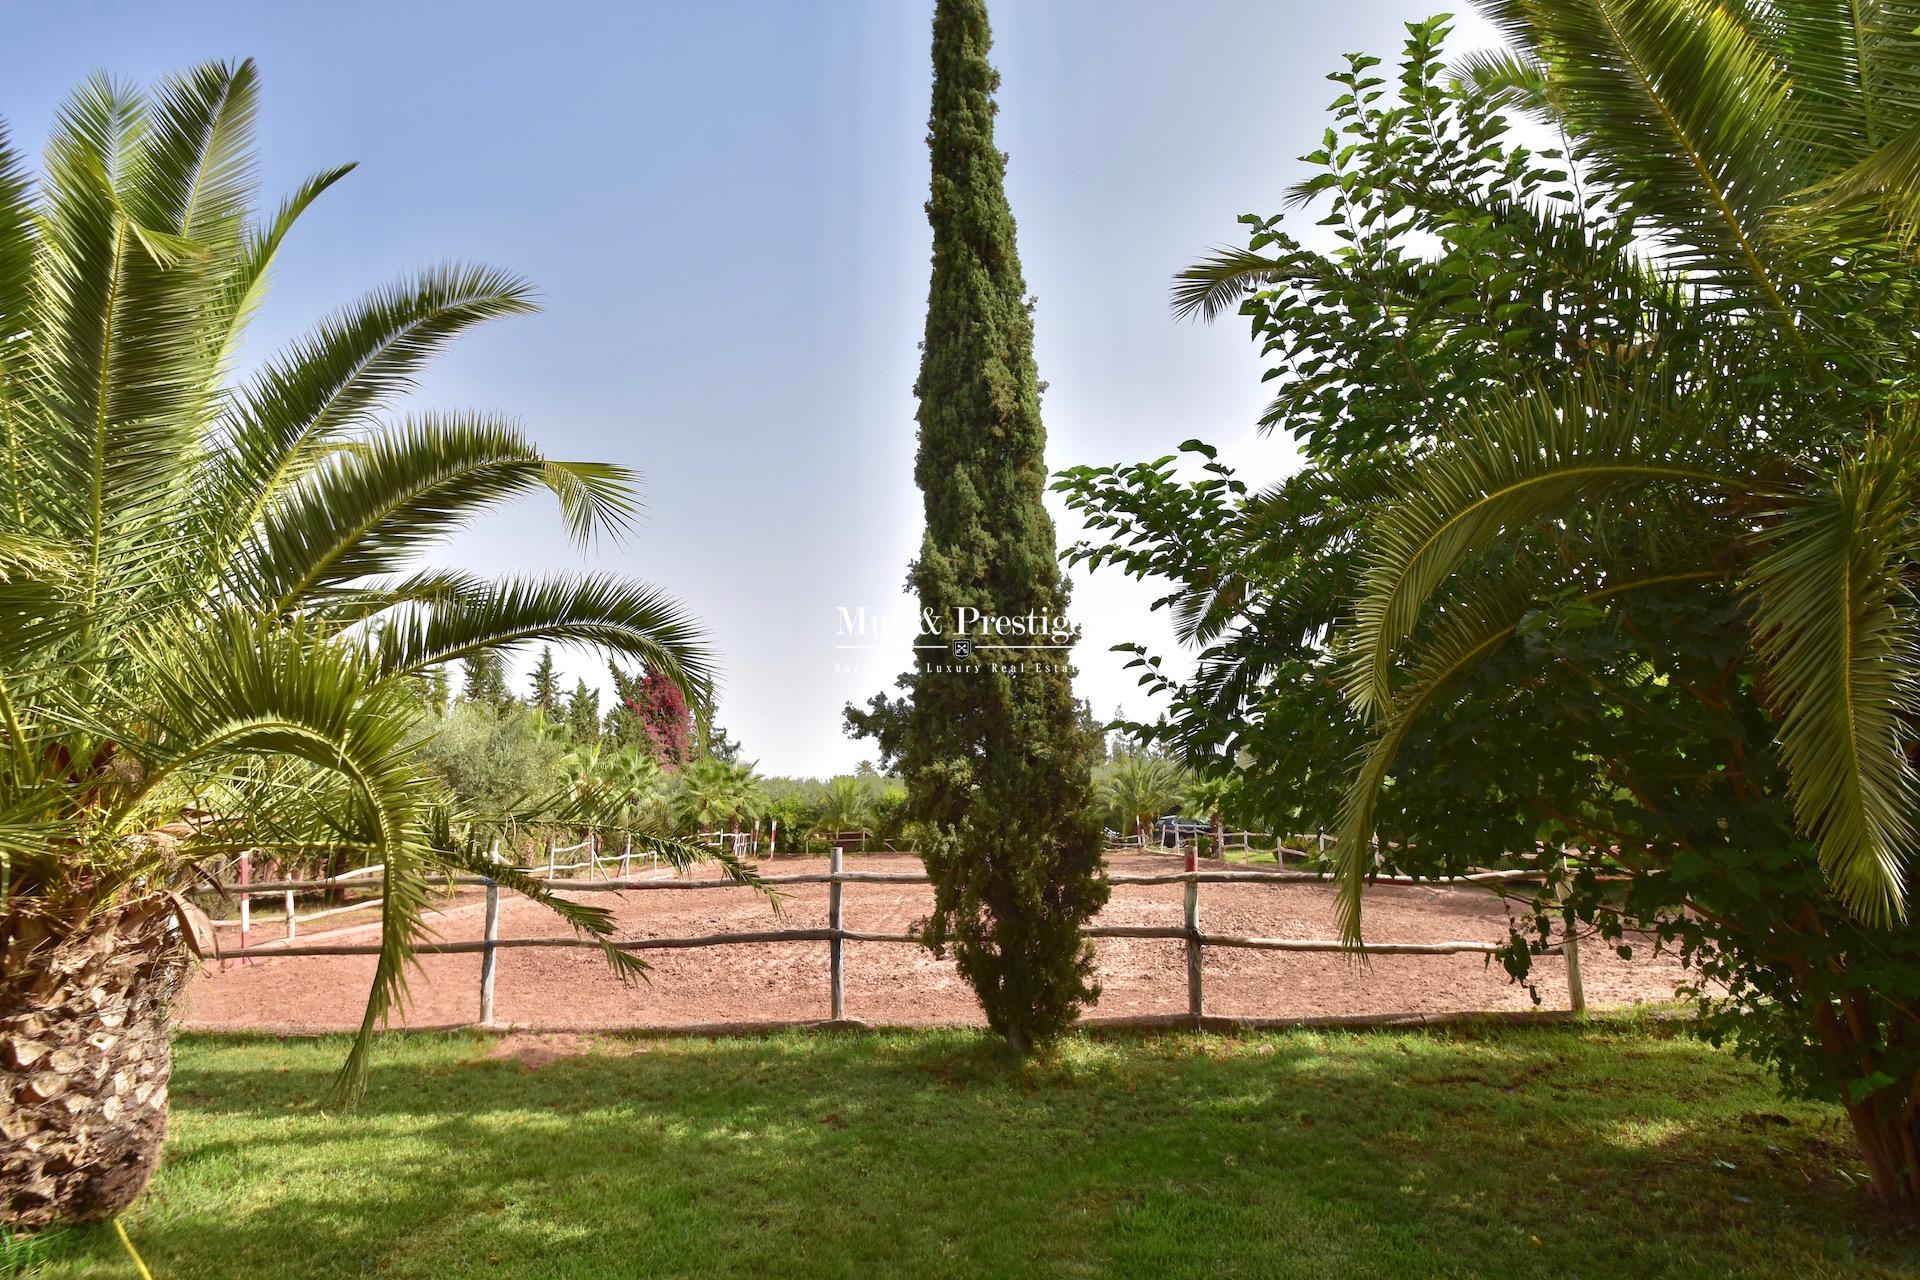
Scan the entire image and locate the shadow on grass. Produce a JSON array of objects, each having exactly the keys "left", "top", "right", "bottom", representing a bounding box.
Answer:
[{"left": 29, "top": 1023, "right": 1920, "bottom": 1280}]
